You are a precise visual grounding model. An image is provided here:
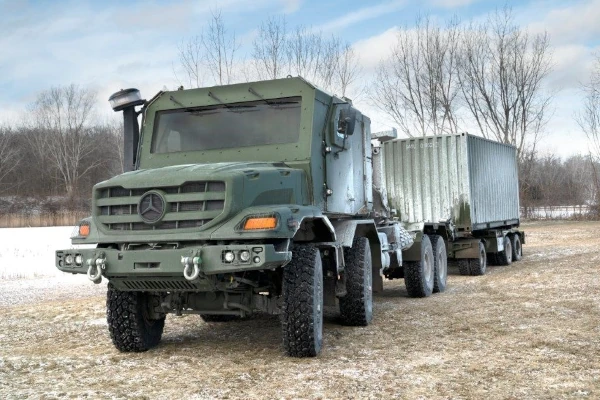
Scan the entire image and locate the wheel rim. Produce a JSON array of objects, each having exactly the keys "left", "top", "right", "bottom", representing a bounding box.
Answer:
[
  {"left": 423, "top": 251, "right": 433, "bottom": 284},
  {"left": 506, "top": 239, "right": 512, "bottom": 263},
  {"left": 437, "top": 249, "right": 447, "bottom": 281},
  {"left": 515, "top": 237, "right": 522, "bottom": 257}
]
